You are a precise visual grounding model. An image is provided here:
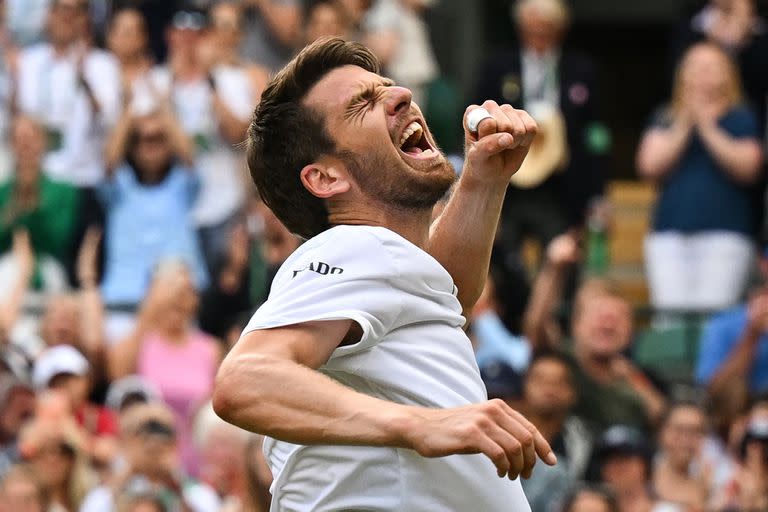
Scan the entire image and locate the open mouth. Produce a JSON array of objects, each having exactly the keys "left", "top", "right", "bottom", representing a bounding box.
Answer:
[{"left": 397, "top": 120, "right": 437, "bottom": 159}]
